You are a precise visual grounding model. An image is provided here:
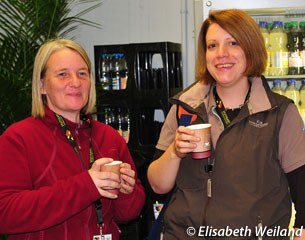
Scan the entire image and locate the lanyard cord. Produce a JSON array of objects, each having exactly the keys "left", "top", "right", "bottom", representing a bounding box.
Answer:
[
  {"left": 54, "top": 113, "right": 103, "bottom": 225},
  {"left": 213, "top": 83, "right": 251, "bottom": 128}
]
